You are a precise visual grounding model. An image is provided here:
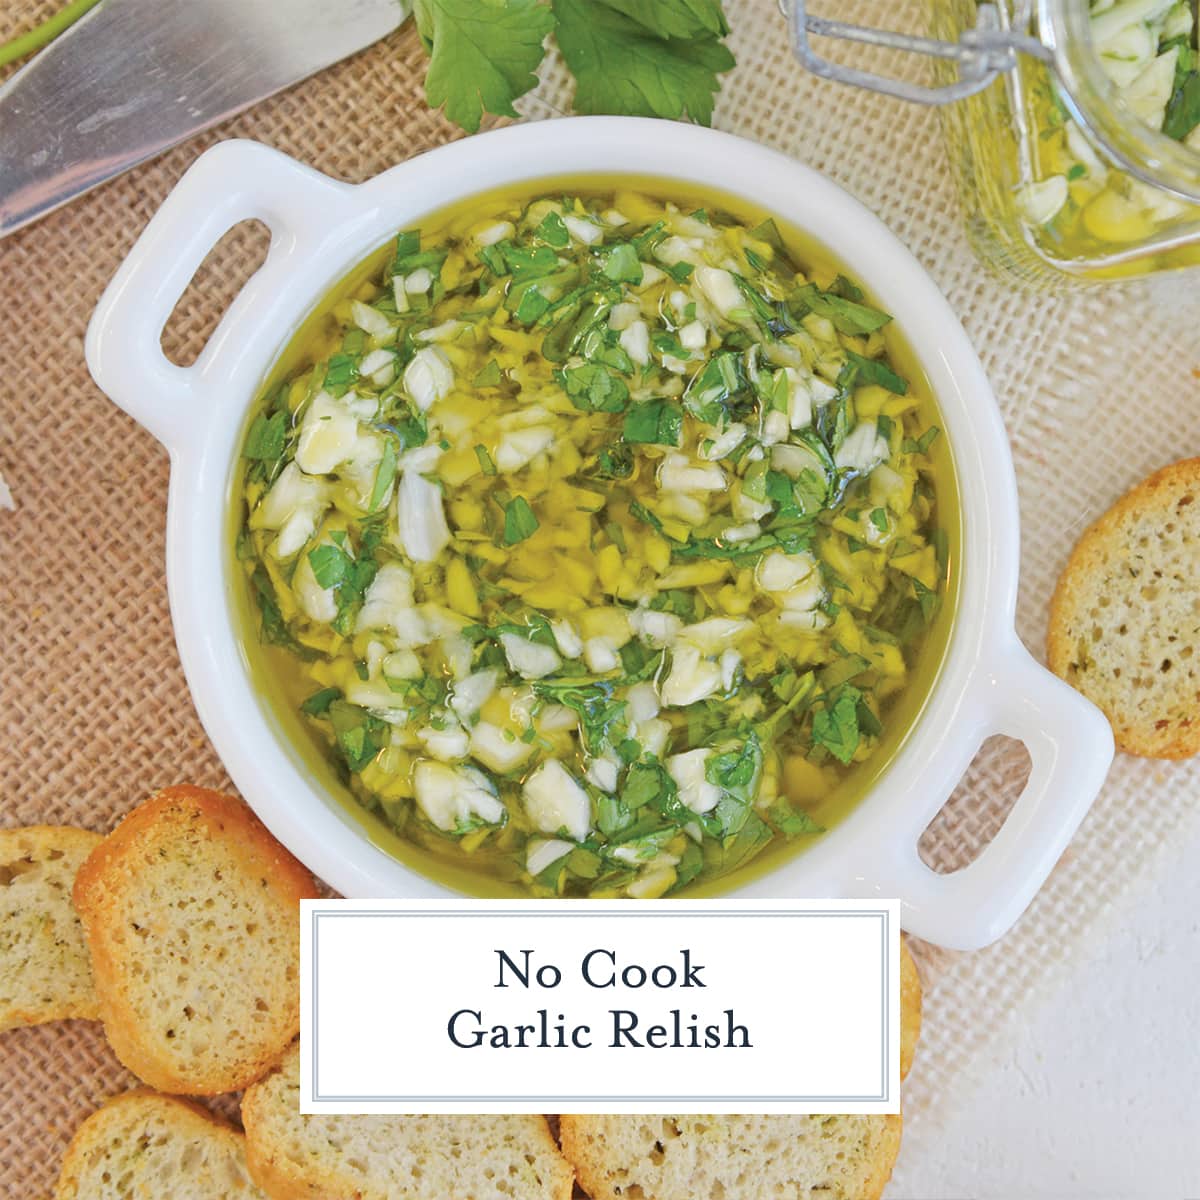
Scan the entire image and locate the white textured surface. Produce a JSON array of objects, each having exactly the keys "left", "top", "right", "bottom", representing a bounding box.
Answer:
[{"left": 893, "top": 818, "right": 1200, "bottom": 1199}]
